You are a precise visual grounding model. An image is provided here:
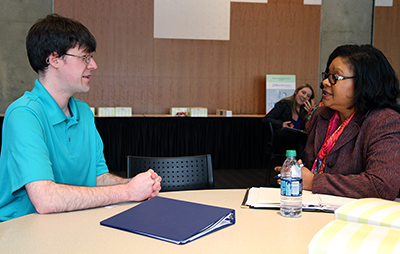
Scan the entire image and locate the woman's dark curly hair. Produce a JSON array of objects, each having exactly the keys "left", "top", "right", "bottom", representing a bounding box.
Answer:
[
  {"left": 26, "top": 14, "right": 96, "bottom": 73},
  {"left": 325, "top": 44, "right": 400, "bottom": 114}
]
